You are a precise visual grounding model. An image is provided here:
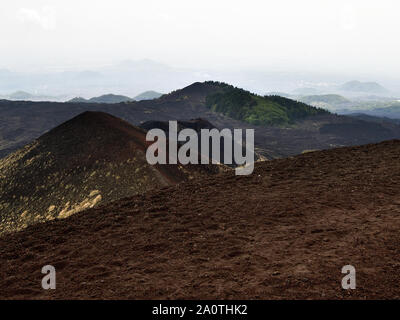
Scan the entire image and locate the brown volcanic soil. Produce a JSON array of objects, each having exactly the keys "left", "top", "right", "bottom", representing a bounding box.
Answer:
[{"left": 1, "top": 140, "right": 400, "bottom": 299}]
